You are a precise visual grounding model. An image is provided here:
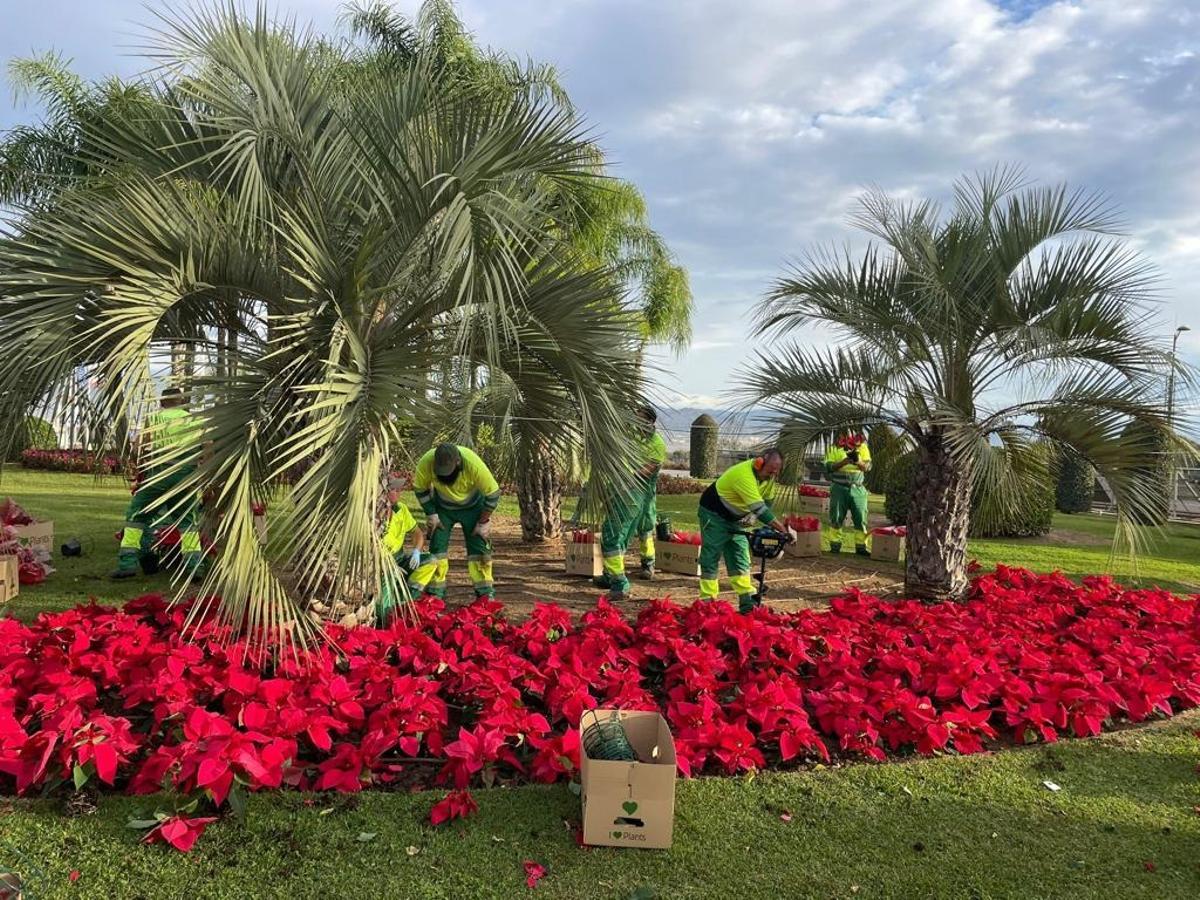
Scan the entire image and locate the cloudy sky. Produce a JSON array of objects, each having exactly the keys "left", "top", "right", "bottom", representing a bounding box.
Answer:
[{"left": 2, "top": 0, "right": 1198, "bottom": 415}]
